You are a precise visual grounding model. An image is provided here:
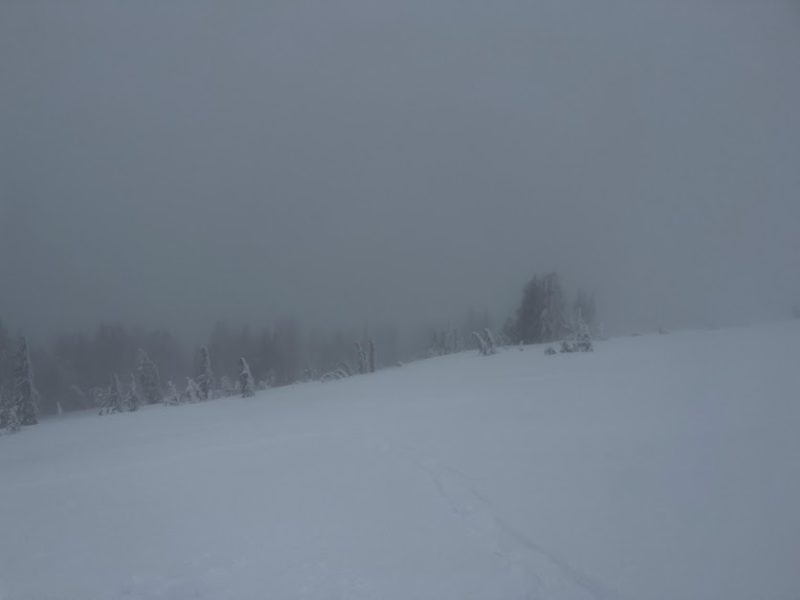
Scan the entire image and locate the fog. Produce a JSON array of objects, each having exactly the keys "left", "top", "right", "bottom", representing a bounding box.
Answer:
[{"left": 2, "top": 0, "right": 799, "bottom": 341}]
